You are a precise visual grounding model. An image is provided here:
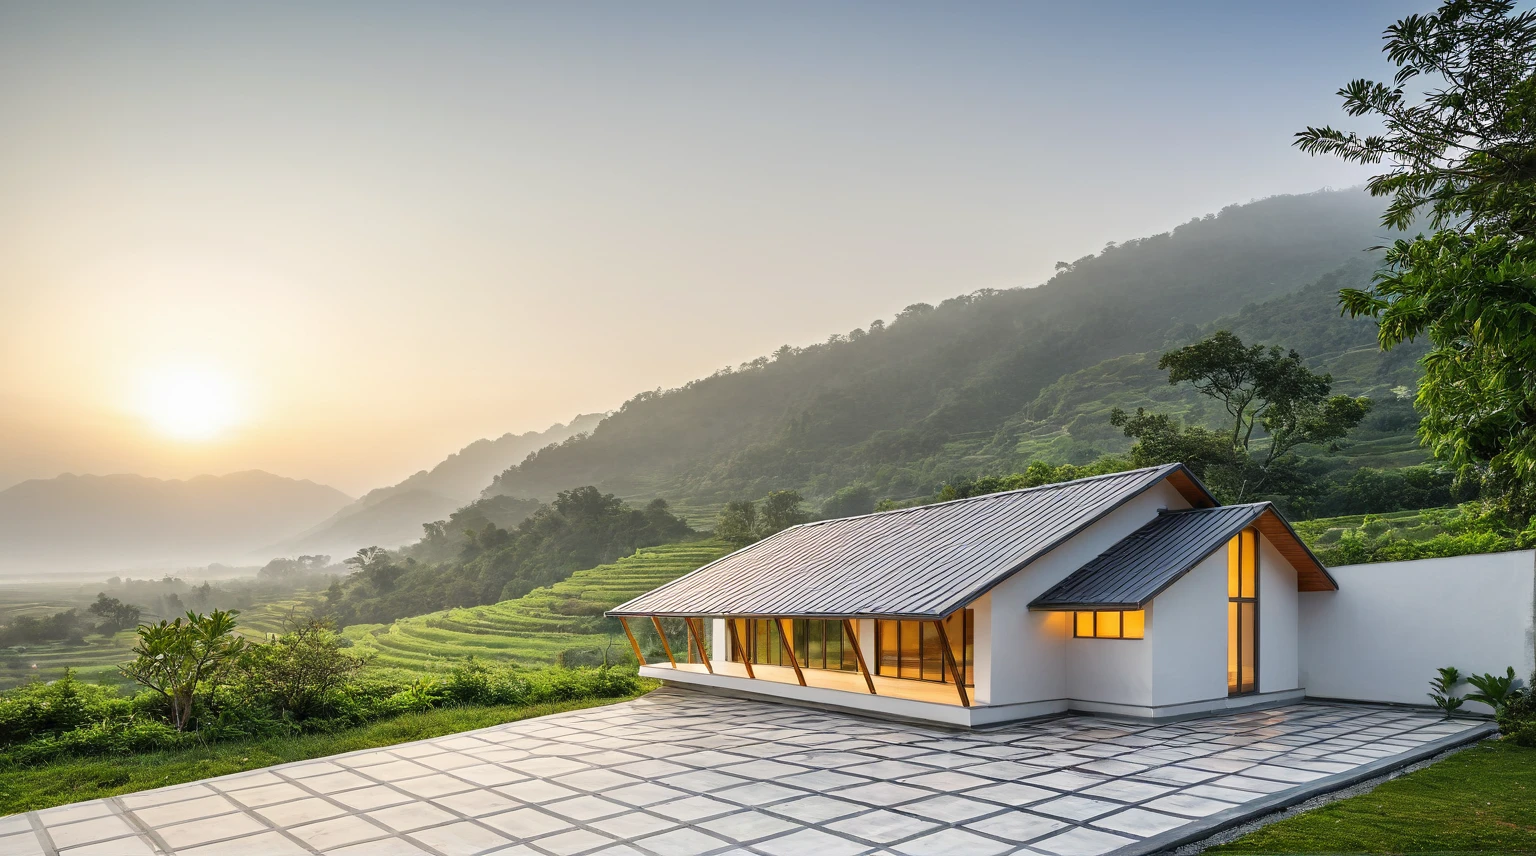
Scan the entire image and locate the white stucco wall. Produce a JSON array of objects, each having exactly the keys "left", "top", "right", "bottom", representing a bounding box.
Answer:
[
  {"left": 1258, "top": 536, "right": 1300, "bottom": 693},
  {"left": 1299, "top": 550, "right": 1536, "bottom": 712},
  {"left": 987, "top": 479, "right": 1193, "bottom": 709},
  {"left": 1148, "top": 550, "right": 1228, "bottom": 709}
]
